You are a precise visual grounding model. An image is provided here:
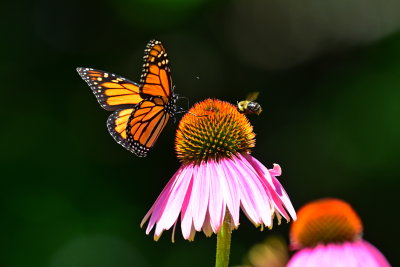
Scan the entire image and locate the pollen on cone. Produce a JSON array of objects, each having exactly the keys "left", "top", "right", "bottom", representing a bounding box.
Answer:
[{"left": 175, "top": 99, "right": 255, "bottom": 164}]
